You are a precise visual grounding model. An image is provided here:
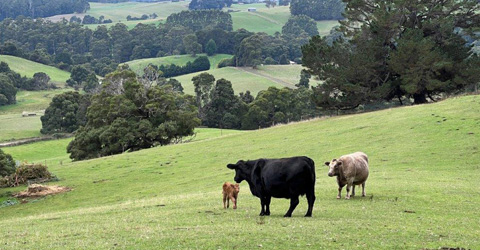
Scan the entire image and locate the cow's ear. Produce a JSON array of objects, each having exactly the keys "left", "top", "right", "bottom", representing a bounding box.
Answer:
[
  {"left": 227, "top": 164, "right": 237, "bottom": 169},
  {"left": 324, "top": 161, "right": 330, "bottom": 166},
  {"left": 256, "top": 159, "right": 266, "bottom": 168},
  {"left": 337, "top": 160, "right": 342, "bottom": 166}
]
